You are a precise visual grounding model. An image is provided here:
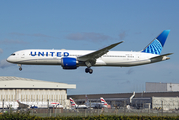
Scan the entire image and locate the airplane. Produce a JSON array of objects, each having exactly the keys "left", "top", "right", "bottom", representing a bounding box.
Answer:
[
  {"left": 69, "top": 97, "right": 88, "bottom": 109},
  {"left": 7, "top": 30, "right": 173, "bottom": 74},
  {"left": 0, "top": 102, "right": 19, "bottom": 110},
  {"left": 84, "top": 95, "right": 109, "bottom": 109},
  {"left": 16, "top": 100, "right": 63, "bottom": 109},
  {"left": 100, "top": 97, "right": 111, "bottom": 109}
]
